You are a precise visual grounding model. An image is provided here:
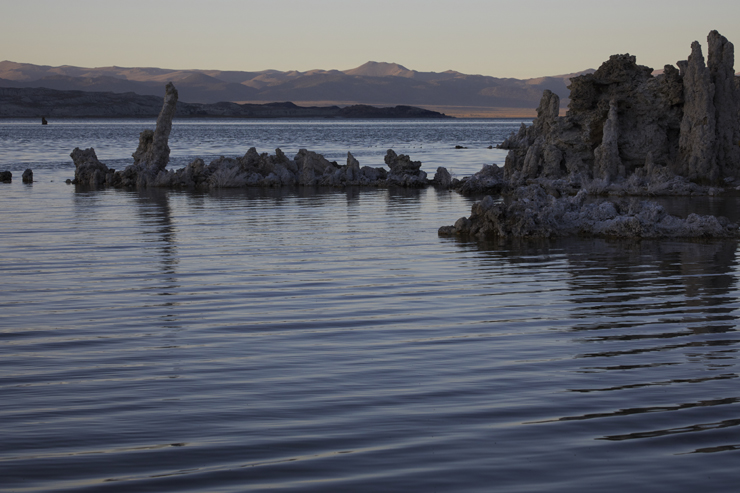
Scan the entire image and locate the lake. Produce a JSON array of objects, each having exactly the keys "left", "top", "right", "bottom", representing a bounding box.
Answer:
[{"left": 1, "top": 119, "right": 739, "bottom": 492}]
